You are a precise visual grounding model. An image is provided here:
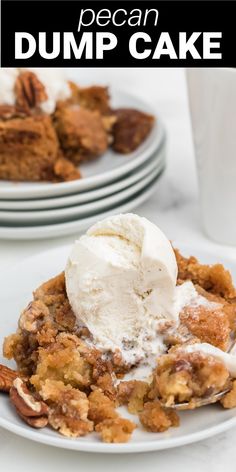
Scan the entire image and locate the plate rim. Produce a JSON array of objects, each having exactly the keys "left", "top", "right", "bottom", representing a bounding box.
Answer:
[
  {"left": 1, "top": 243, "right": 236, "bottom": 453},
  {"left": 0, "top": 91, "right": 165, "bottom": 200},
  {"left": 1, "top": 413, "right": 236, "bottom": 454},
  {"left": 0, "top": 158, "right": 165, "bottom": 223},
  {"left": 0, "top": 173, "right": 163, "bottom": 240},
  {"left": 0, "top": 146, "right": 165, "bottom": 210}
]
